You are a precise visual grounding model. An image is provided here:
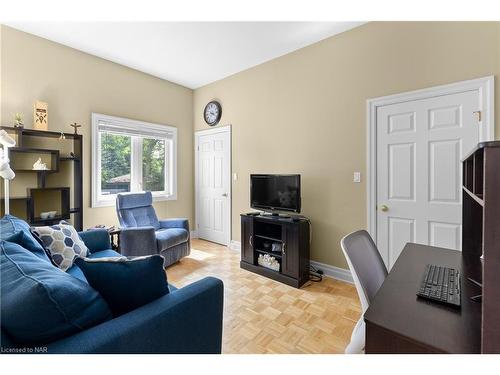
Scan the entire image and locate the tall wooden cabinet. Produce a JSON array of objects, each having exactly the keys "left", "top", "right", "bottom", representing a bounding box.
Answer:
[
  {"left": 462, "top": 141, "right": 500, "bottom": 353},
  {"left": 240, "top": 213, "right": 310, "bottom": 288}
]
